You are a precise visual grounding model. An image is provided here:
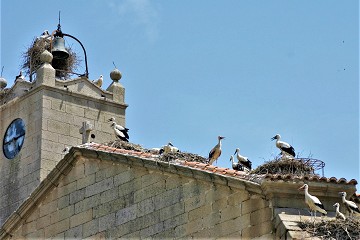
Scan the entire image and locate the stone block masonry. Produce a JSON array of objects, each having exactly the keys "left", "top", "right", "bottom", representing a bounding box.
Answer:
[
  {"left": 5, "top": 154, "right": 273, "bottom": 239},
  {"left": 0, "top": 80, "right": 127, "bottom": 225}
]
